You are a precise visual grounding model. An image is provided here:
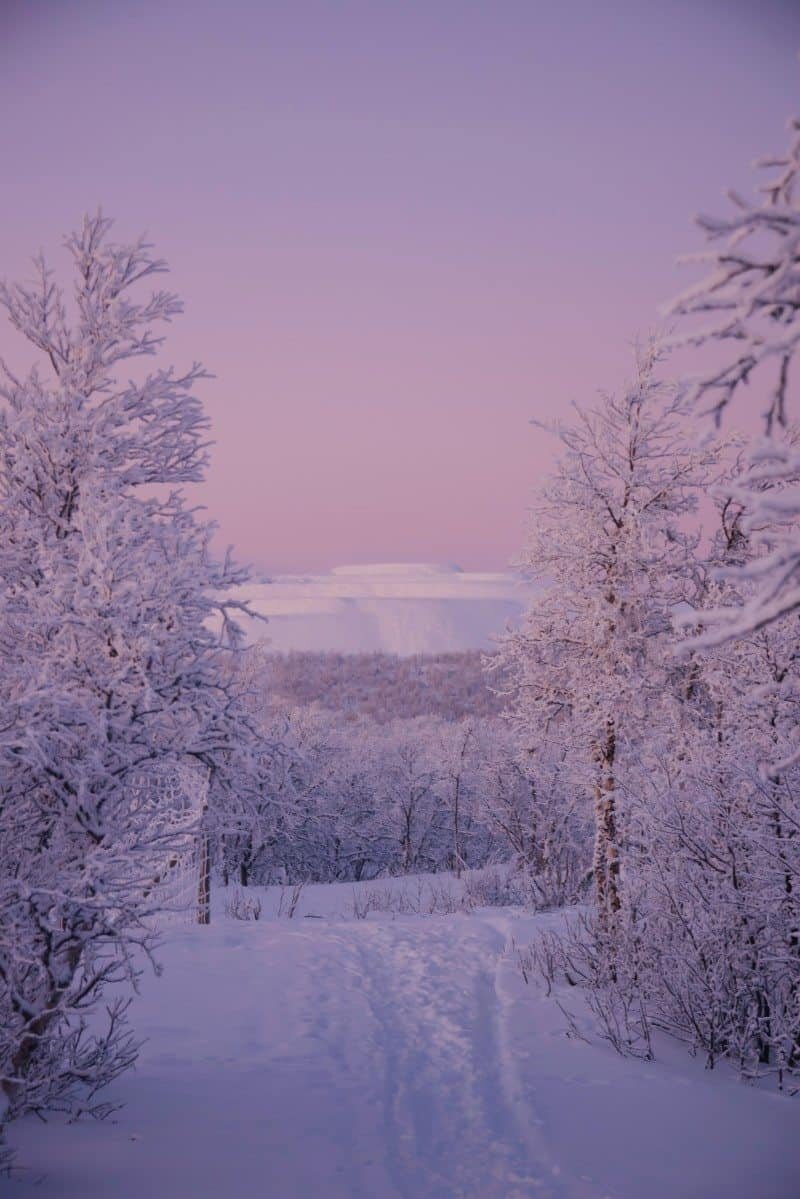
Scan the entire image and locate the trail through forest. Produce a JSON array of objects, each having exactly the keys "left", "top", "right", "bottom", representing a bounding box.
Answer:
[{"left": 8, "top": 887, "right": 800, "bottom": 1199}]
